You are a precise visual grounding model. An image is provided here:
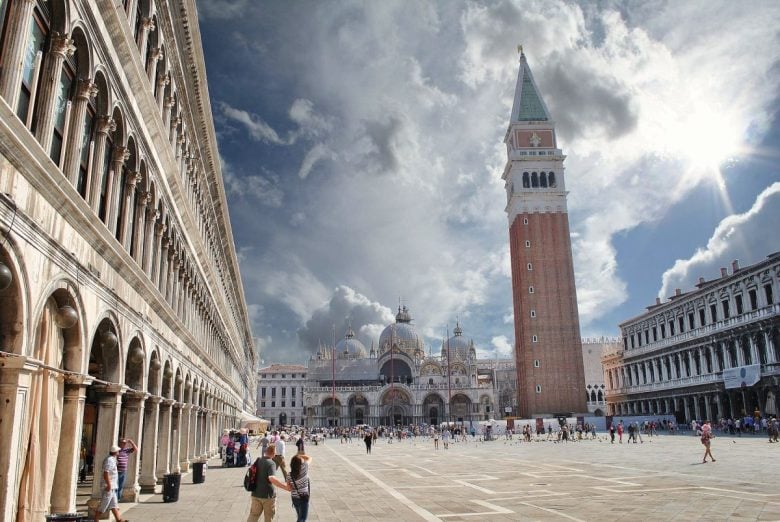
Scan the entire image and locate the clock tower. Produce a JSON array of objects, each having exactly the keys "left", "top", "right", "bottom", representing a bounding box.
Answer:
[{"left": 503, "top": 50, "right": 586, "bottom": 418}]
